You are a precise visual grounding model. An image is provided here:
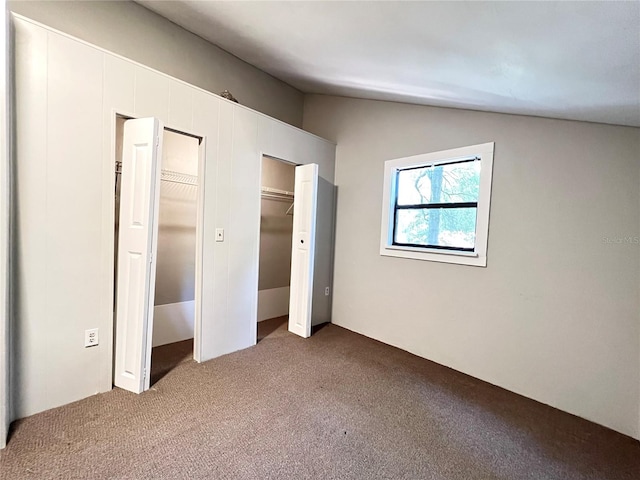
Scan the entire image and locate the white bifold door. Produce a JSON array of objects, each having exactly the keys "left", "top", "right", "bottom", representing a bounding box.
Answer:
[
  {"left": 114, "top": 118, "right": 163, "bottom": 394},
  {"left": 288, "top": 163, "right": 319, "bottom": 338}
]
